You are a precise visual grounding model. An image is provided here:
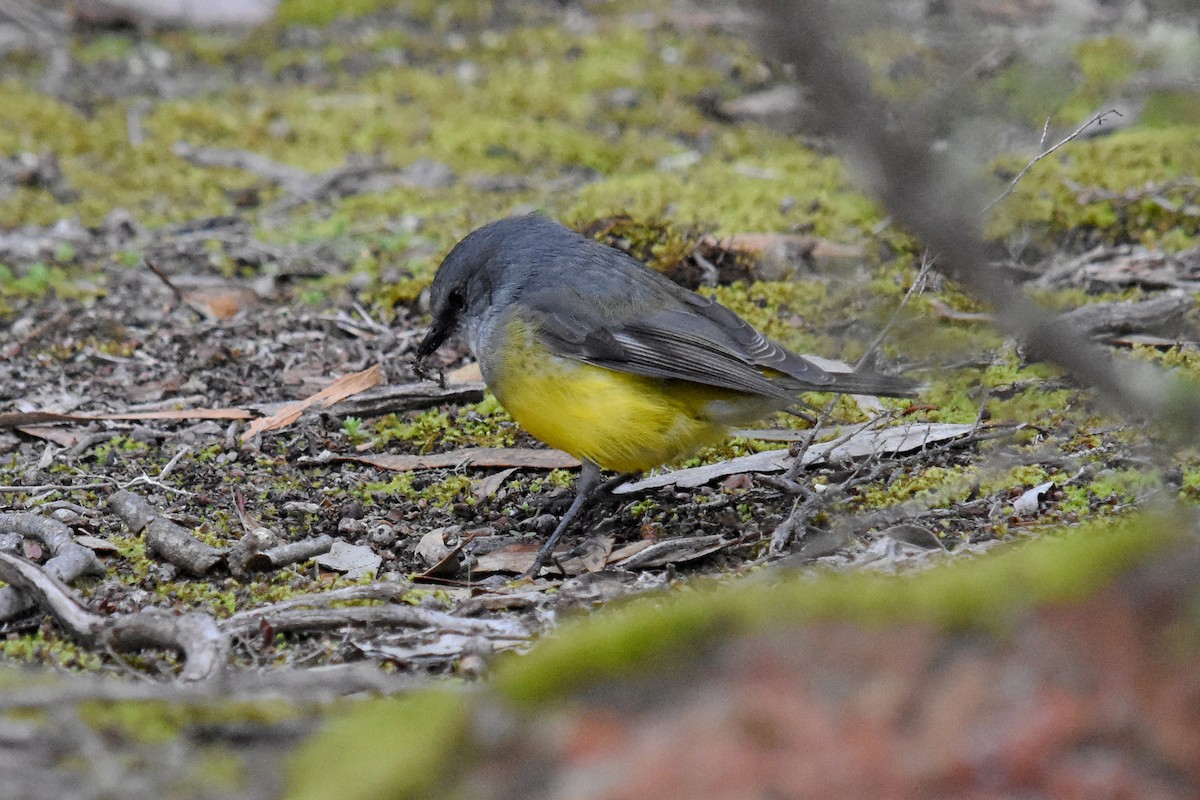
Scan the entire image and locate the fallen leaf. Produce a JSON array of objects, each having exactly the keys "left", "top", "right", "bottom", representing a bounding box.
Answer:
[
  {"left": 615, "top": 422, "right": 985, "bottom": 494},
  {"left": 556, "top": 535, "right": 615, "bottom": 575},
  {"left": 71, "top": 0, "right": 279, "bottom": 29},
  {"left": 472, "top": 542, "right": 542, "bottom": 575},
  {"left": 610, "top": 535, "right": 734, "bottom": 569},
  {"left": 241, "top": 364, "right": 383, "bottom": 441},
  {"left": 415, "top": 528, "right": 452, "bottom": 566},
  {"left": 73, "top": 535, "right": 120, "bottom": 555},
  {"left": 472, "top": 467, "right": 518, "bottom": 501},
  {"left": 880, "top": 524, "right": 946, "bottom": 551},
  {"left": 1108, "top": 334, "right": 1190, "bottom": 348},
  {"left": 15, "top": 426, "right": 81, "bottom": 447},
  {"left": 446, "top": 362, "right": 483, "bottom": 383},
  {"left": 800, "top": 355, "right": 886, "bottom": 414},
  {"left": 356, "top": 633, "right": 488, "bottom": 664},
  {"left": 856, "top": 535, "right": 944, "bottom": 569},
  {"left": 1013, "top": 481, "right": 1055, "bottom": 515},
  {"left": 315, "top": 541, "right": 381, "bottom": 580},
  {"left": 606, "top": 540, "right": 654, "bottom": 563},
  {"left": 0, "top": 407, "right": 252, "bottom": 428},
  {"left": 414, "top": 527, "right": 464, "bottom": 578},
  {"left": 701, "top": 232, "right": 863, "bottom": 260}
]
